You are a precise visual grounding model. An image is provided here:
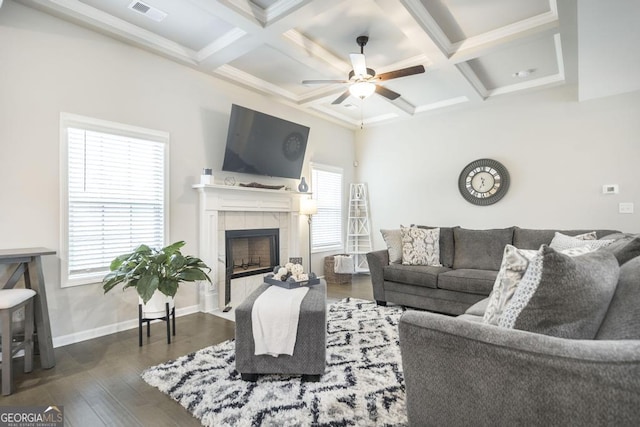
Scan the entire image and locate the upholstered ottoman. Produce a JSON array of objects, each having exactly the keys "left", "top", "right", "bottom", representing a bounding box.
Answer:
[{"left": 235, "top": 281, "right": 327, "bottom": 382}]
